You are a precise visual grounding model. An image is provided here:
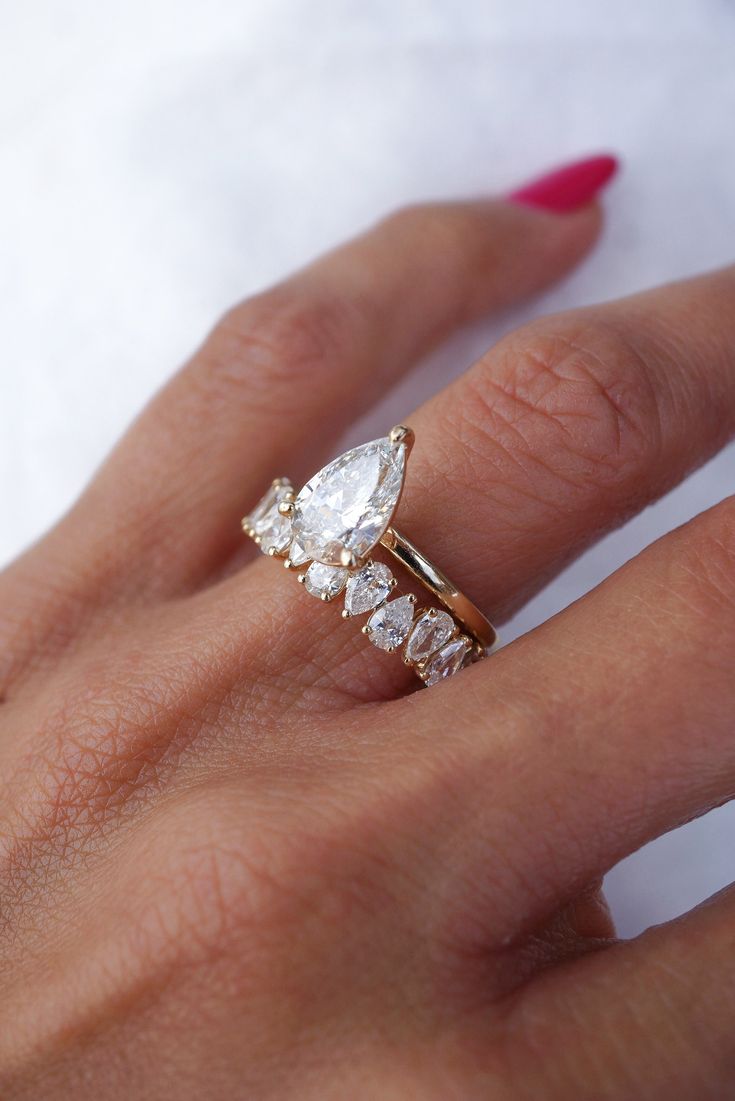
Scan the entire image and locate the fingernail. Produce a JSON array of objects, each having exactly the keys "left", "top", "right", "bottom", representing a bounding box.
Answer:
[{"left": 508, "top": 154, "right": 619, "bottom": 213}]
